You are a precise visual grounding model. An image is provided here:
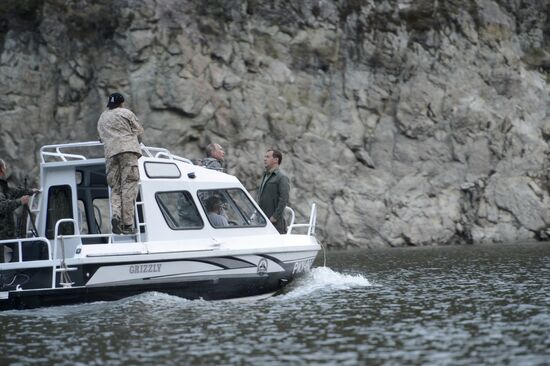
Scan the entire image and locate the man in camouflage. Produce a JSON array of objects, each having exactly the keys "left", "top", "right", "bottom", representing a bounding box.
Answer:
[
  {"left": 97, "top": 93, "right": 144, "bottom": 235},
  {"left": 0, "top": 159, "right": 34, "bottom": 261}
]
